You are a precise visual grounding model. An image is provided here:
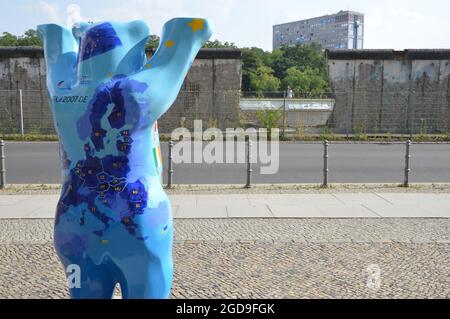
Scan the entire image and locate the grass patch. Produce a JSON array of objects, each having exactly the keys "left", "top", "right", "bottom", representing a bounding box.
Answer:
[
  {"left": 1, "top": 133, "right": 450, "bottom": 143},
  {"left": 0, "top": 134, "right": 59, "bottom": 141}
]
